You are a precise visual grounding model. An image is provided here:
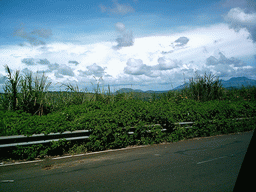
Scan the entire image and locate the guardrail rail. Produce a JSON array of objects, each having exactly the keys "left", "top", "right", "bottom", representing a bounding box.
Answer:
[{"left": 0, "top": 117, "right": 254, "bottom": 148}]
